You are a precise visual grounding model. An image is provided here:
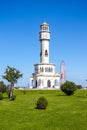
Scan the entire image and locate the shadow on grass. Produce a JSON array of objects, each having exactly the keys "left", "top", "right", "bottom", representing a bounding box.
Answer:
[
  {"left": 39, "top": 92, "right": 44, "bottom": 94},
  {"left": 56, "top": 94, "right": 66, "bottom": 96},
  {"left": 35, "top": 106, "right": 46, "bottom": 110}
]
